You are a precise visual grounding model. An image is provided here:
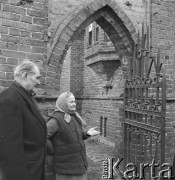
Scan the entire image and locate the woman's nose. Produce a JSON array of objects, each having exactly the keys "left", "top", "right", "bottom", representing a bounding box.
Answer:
[{"left": 37, "top": 79, "right": 40, "bottom": 85}]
